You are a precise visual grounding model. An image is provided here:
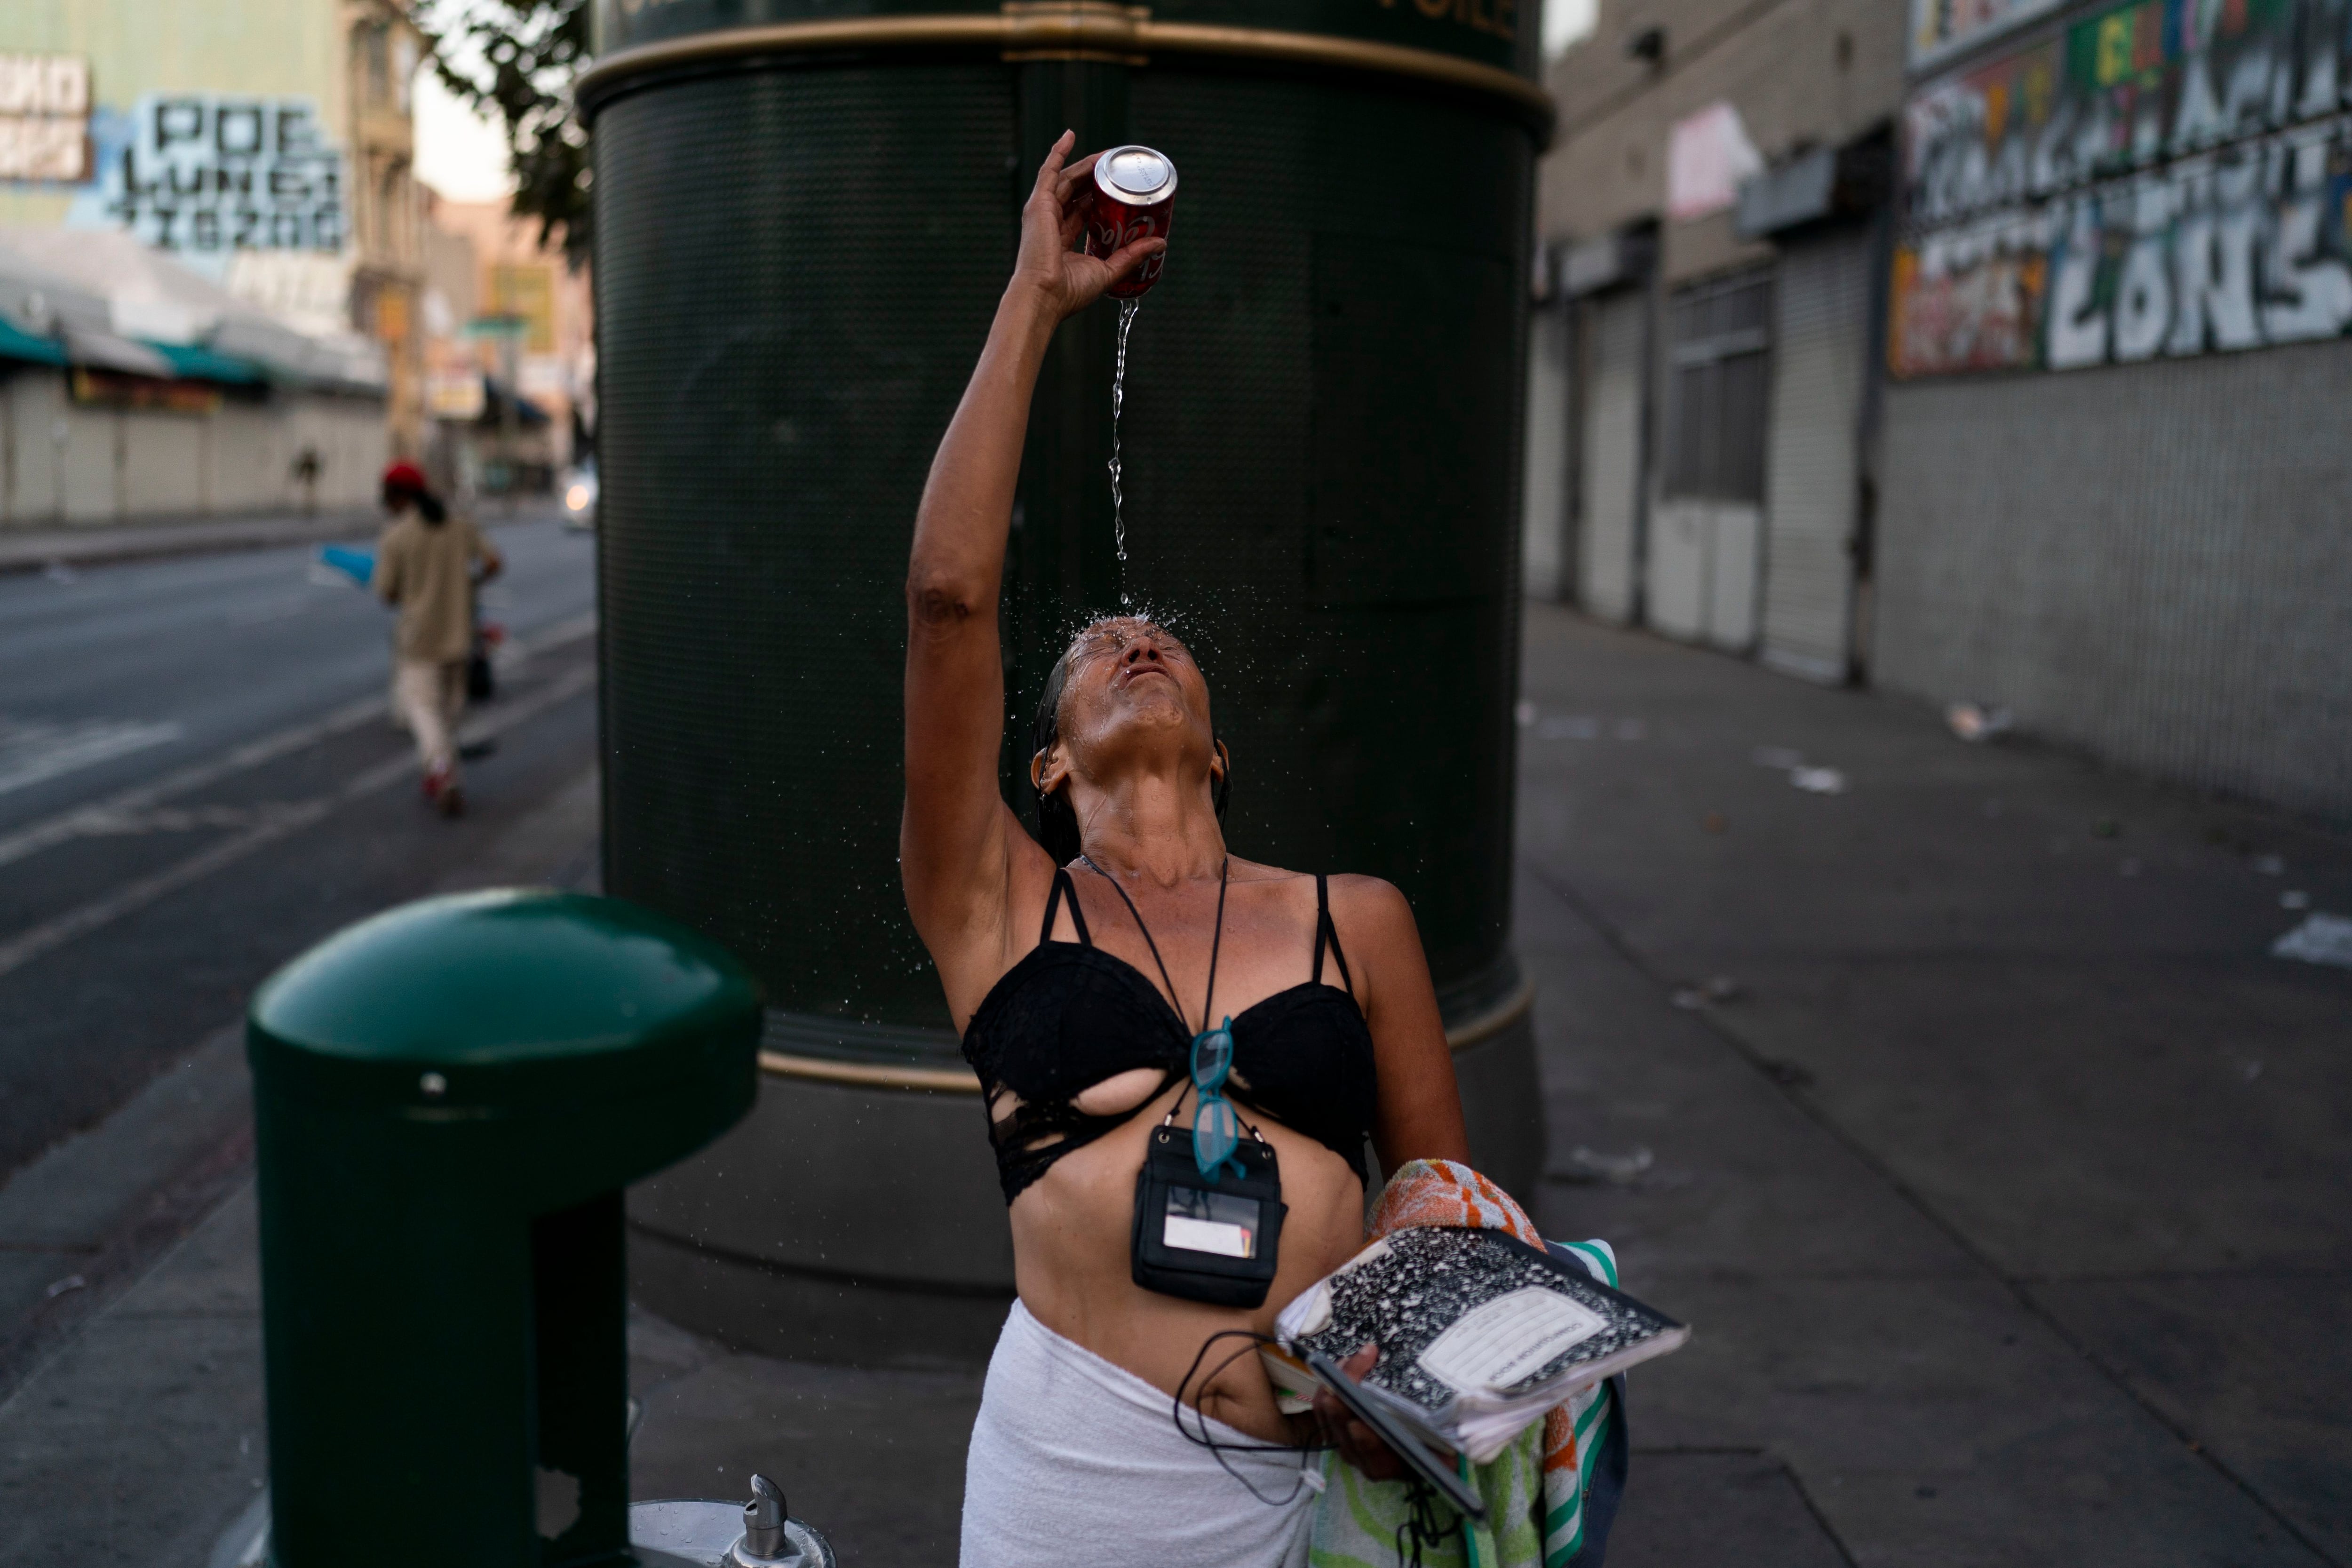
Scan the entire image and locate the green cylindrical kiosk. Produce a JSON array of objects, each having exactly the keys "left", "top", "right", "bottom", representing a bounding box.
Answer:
[
  {"left": 248, "top": 890, "right": 762, "bottom": 1567},
  {"left": 584, "top": 0, "right": 1550, "bottom": 1362}
]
